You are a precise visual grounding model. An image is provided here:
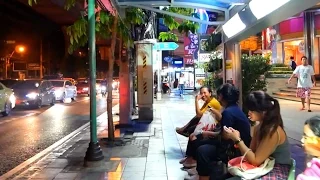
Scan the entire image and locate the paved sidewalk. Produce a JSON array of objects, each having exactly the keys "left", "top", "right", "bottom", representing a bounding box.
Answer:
[{"left": 5, "top": 95, "right": 311, "bottom": 180}]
